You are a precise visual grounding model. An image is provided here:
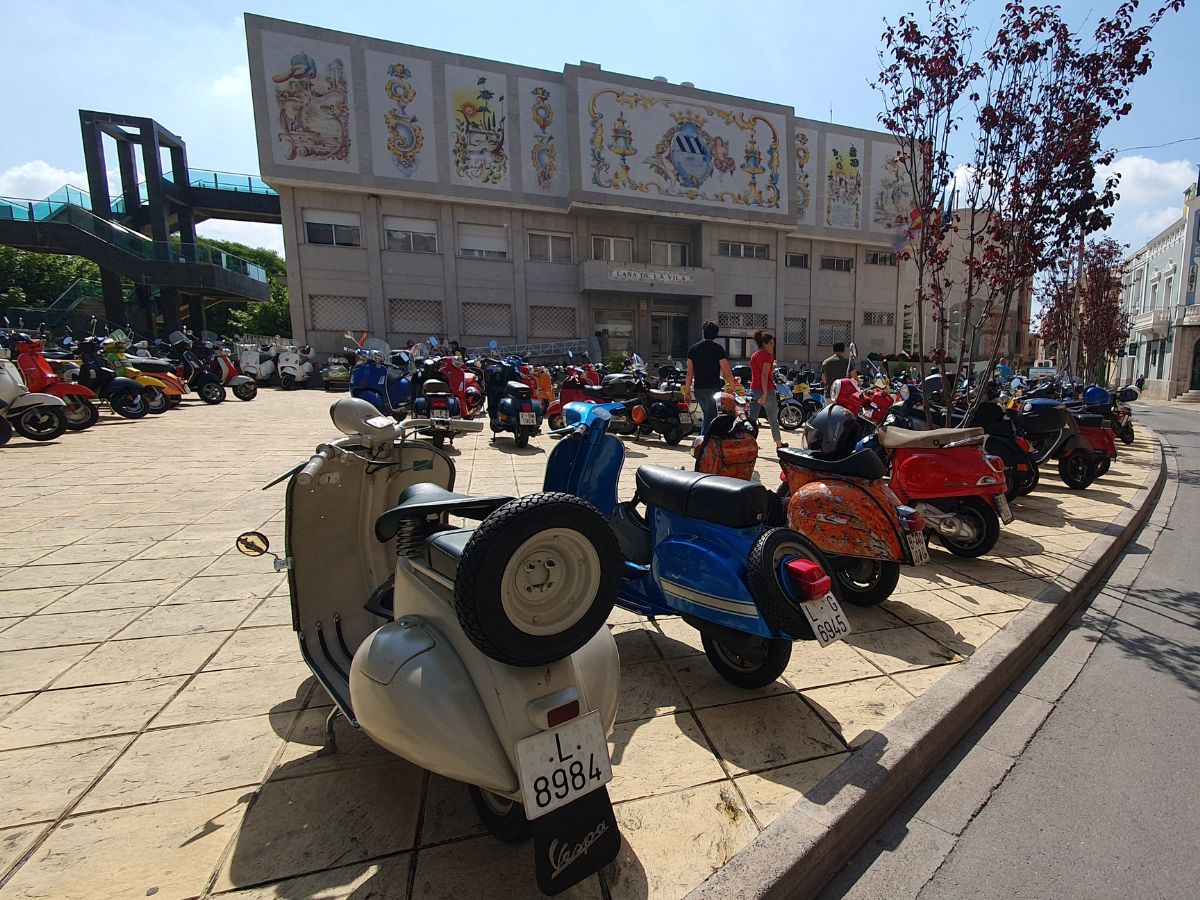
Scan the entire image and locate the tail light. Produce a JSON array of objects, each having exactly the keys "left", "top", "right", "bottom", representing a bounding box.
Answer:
[
  {"left": 432, "top": 399, "right": 447, "bottom": 408},
  {"left": 520, "top": 401, "right": 532, "bottom": 412},
  {"left": 785, "top": 559, "right": 831, "bottom": 602},
  {"left": 984, "top": 454, "right": 1005, "bottom": 473},
  {"left": 546, "top": 699, "right": 580, "bottom": 727},
  {"left": 528, "top": 690, "right": 581, "bottom": 730},
  {"left": 897, "top": 505, "right": 925, "bottom": 532},
  {"left": 677, "top": 402, "right": 690, "bottom": 412}
]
